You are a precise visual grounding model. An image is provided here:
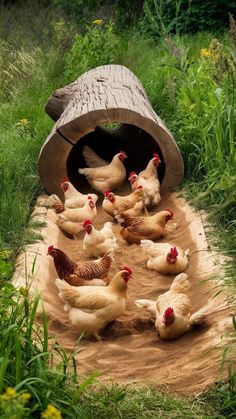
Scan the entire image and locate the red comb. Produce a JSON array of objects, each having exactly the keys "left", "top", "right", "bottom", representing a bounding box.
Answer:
[
  {"left": 164, "top": 307, "right": 174, "bottom": 318},
  {"left": 87, "top": 195, "right": 93, "bottom": 200},
  {"left": 153, "top": 153, "right": 160, "bottom": 160},
  {"left": 170, "top": 247, "right": 178, "bottom": 257},
  {"left": 138, "top": 185, "right": 143, "bottom": 189},
  {"left": 47, "top": 245, "right": 54, "bottom": 252},
  {"left": 123, "top": 265, "right": 132, "bottom": 275},
  {"left": 61, "top": 177, "right": 69, "bottom": 184},
  {"left": 104, "top": 190, "right": 112, "bottom": 196},
  {"left": 165, "top": 208, "right": 173, "bottom": 217},
  {"left": 129, "top": 171, "right": 136, "bottom": 178},
  {"left": 119, "top": 150, "right": 127, "bottom": 156},
  {"left": 83, "top": 219, "right": 92, "bottom": 228}
]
